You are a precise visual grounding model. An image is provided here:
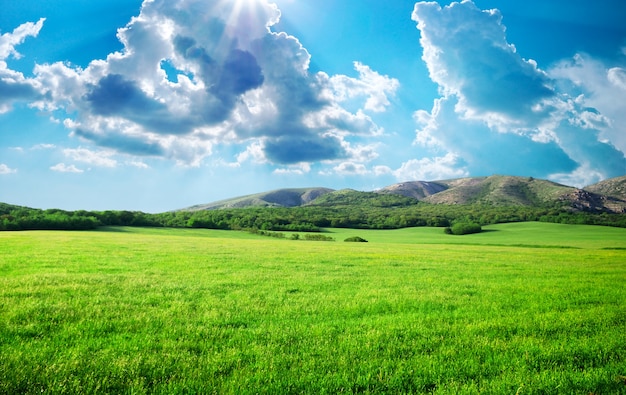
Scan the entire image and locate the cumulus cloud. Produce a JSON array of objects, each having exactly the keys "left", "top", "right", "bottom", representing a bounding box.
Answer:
[
  {"left": 608, "top": 67, "right": 626, "bottom": 91},
  {"left": 50, "top": 163, "right": 84, "bottom": 173},
  {"left": 412, "top": 1, "right": 555, "bottom": 128},
  {"left": 393, "top": 153, "right": 469, "bottom": 181},
  {"left": 332, "top": 162, "right": 370, "bottom": 176},
  {"left": 325, "top": 62, "right": 400, "bottom": 113},
  {"left": 549, "top": 163, "right": 605, "bottom": 189},
  {"left": 550, "top": 54, "right": 626, "bottom": 155},
  {"left": 373, "top": 165, "right": 393, "bottom": 176},
  {"left": 5, "top": 0, "right": 396, "bottom": 167},
  {"left": 0, "top": 164, "right": 17, "bottom": 174},
  {"left": 0, "top": 18, "right": 45, "bottom": 60},
  {"left": 411, "top": 1, "right": 626, "bottom": 185},
  {"left": 0, "top": 19, "right": 45, "bottom": 113}
]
